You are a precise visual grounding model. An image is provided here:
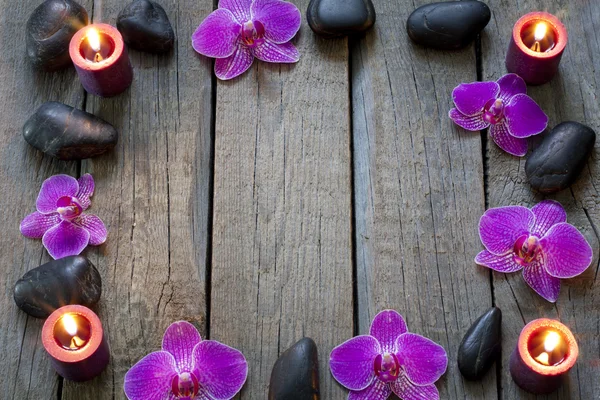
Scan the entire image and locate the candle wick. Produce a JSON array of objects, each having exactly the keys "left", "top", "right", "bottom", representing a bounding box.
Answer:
[
  {"left": 530, "top": 41, "right": 541, "bottom": 52},
  {"left": 94, "top": 53, "right": 104, "bottom": 63}
]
